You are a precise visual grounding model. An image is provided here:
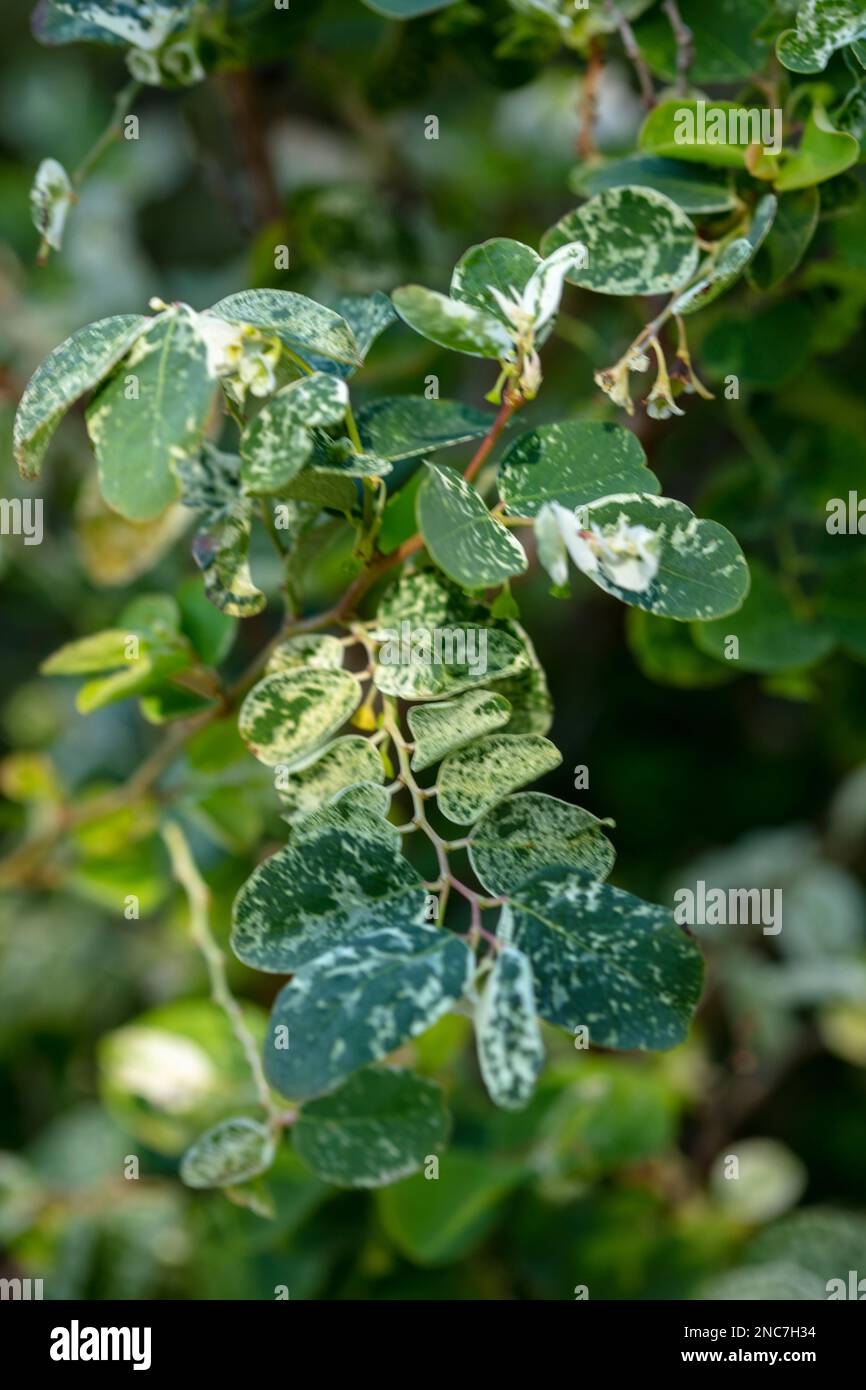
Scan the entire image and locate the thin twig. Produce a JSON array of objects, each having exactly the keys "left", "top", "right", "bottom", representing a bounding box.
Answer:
[
  {"left": 662, "top": 0, "right": 694, "bottom": 95},
  {"left": 604, "top": 1, "right": 656, "bottom": 108}
]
